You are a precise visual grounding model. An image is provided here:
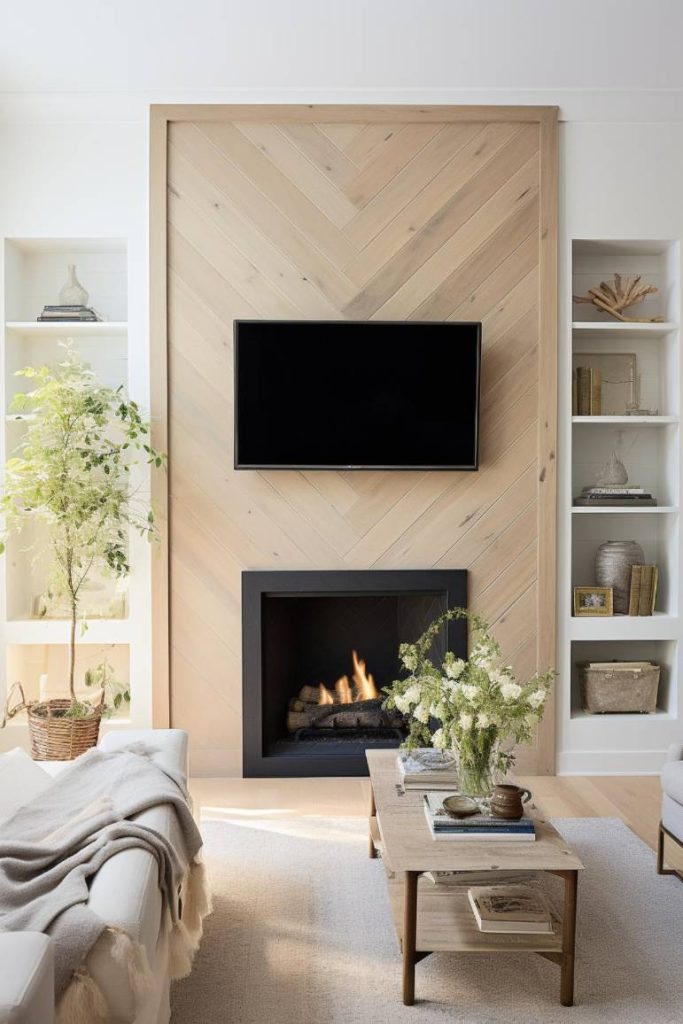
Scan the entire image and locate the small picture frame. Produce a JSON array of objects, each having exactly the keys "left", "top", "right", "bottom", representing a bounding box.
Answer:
[{"left": 573, "top": 586, "right": 614, "bottom": 617}]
